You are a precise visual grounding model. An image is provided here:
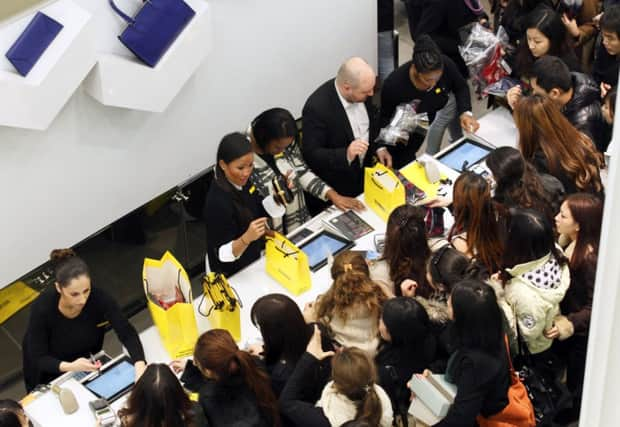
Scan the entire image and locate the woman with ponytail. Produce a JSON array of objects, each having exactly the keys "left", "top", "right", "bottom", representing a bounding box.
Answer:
[
  {"left": 204, "top": 132, "right": 270, "bottom": 276},
  {"left": 174, "top": 328, "right": 280, "bottom": 427},
  {"left": 279, "top": 326, "right": 393, "bottom": 427},
  {"left": 304, "top": 251, "right": 387, "bottom": 357},
  {"left": 22, "top": 249, "right": 145, "bottom": 391},
  {"left": 381, "top": 34, "right": 477, "bottom": 160},
  {"left": 369, "top": 205, "right": 433, "bottom": 298},
  {"left": 247, "top": 108, "right": 363, "bottom": 234}
]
